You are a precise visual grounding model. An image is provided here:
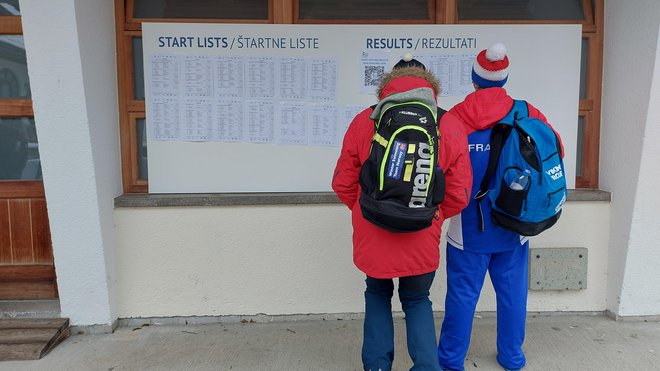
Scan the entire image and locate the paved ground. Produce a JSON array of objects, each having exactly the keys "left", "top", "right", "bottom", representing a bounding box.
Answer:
[{"left": 1, "top": 314, "right": 659, "bottom": 370}]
